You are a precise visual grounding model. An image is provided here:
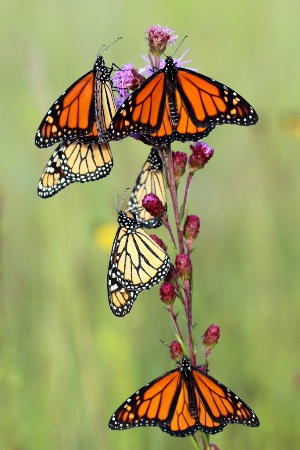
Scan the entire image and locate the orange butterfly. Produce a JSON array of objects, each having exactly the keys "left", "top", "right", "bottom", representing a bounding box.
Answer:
[
  {"left": 35, "top": 54, "right": 116, "bottom": 148},
  {"left": 109, "top": 355, "right": 260, "bottom": 436},
  {"left": 109, "top": 56, "right": 258, "bottom": 144},
  {"left": 38, "top": 138, "right": 113, "bottom": 198}
]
